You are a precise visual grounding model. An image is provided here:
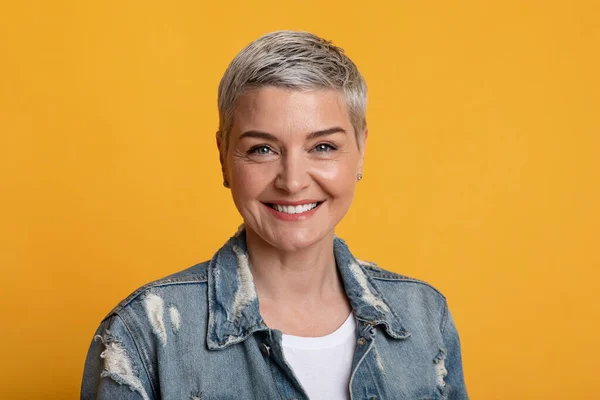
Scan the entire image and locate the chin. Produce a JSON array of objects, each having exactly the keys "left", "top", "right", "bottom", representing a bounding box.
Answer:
[
  {"left": 252, "top": 224, "right": 333, "bottom": 253},
  {"left": 271, "top": 236, "right": 319, "bottom": 252}
]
